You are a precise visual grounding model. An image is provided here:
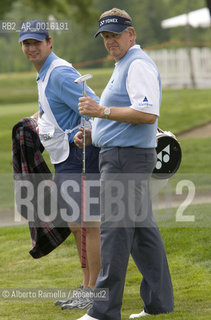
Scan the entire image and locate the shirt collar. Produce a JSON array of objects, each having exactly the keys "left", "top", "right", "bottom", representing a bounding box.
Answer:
[
  {"left": 115, "top": 44, "right": 141, "bottom": 65},
  {"left": 36, "top": 52, "right": 58, "bottom": 81},
  {"left": 129, "top": 44, "right": 140, "bottom": 51}
]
